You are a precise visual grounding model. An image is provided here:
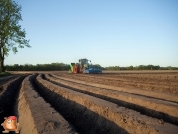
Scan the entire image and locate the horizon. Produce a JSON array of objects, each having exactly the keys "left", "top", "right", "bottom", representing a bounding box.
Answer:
[{"left": 4, "top": 0, "right": 178, "bottom": 67}]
